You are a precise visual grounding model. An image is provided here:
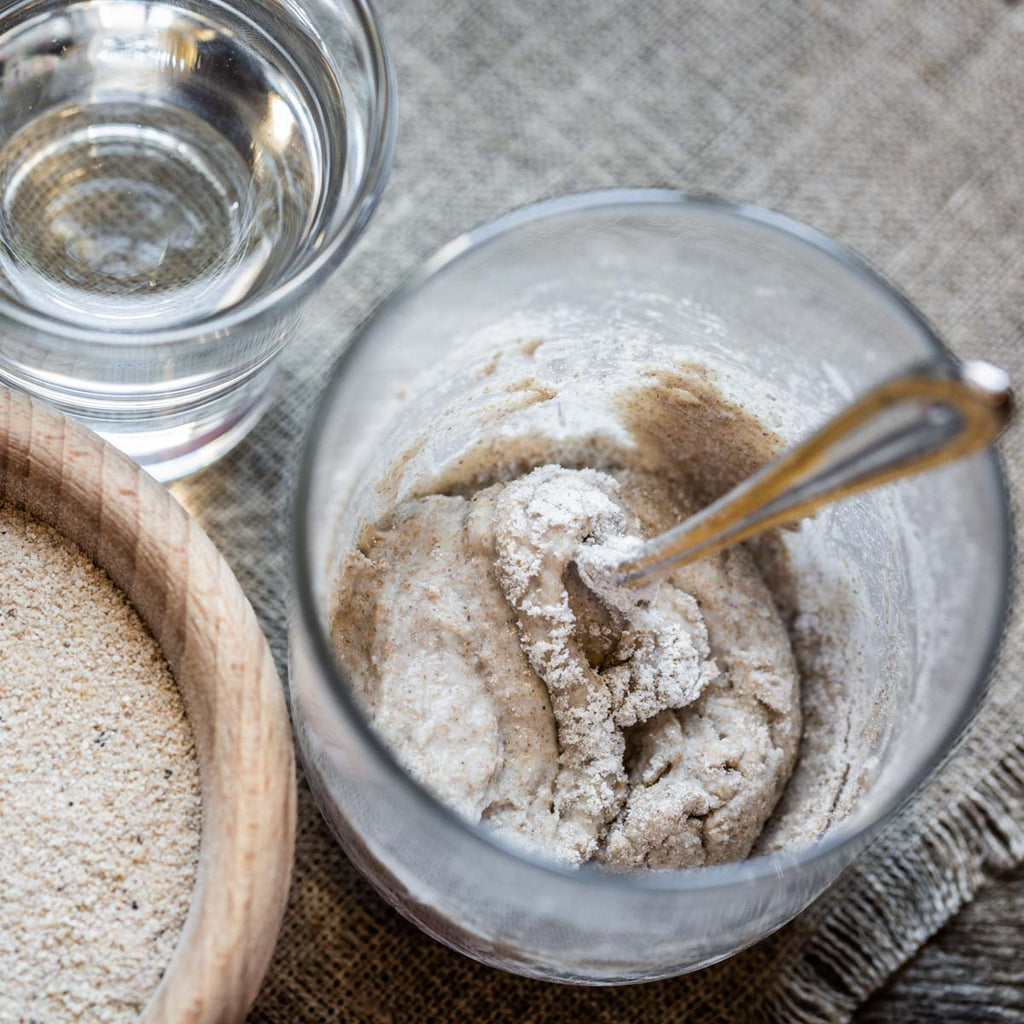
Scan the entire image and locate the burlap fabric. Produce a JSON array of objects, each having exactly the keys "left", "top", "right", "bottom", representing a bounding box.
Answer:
[{"left": 173, "top": 1, "right": 1024, "bottom": 1019}]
